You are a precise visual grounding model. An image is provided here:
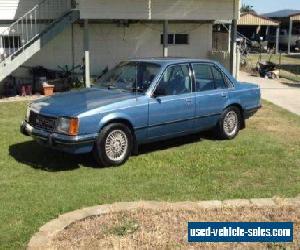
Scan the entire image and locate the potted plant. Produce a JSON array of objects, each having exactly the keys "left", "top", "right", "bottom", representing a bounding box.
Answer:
[{"left": 42, "top": 82, "right": 55, "bottom": 96}]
